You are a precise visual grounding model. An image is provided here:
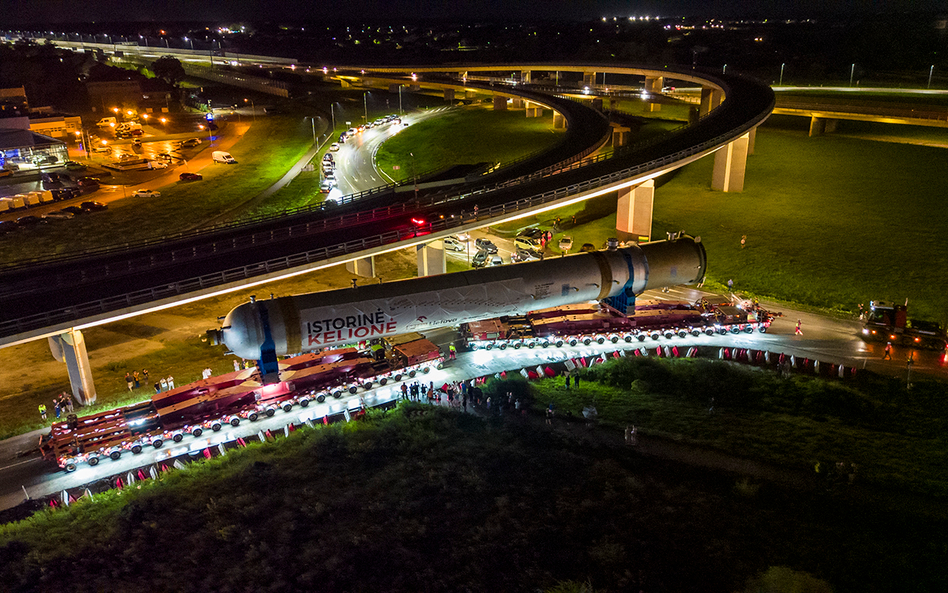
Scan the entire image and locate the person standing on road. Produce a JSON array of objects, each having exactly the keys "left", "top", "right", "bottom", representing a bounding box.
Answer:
[
  {"left": 38, "top": 403, "right": 47, "bottom": 422},
  {"left": 133, "top": 371, "right": 140, "bottom": 389},
  {"left": 125, "top": 372, "right": 134, "bottom": 392},
  {"left": 233, "top": 359, "right": 241, "bottom": 372},
  {"left": 448, "top": 344, "right": 457, "bottom": 360},
  {"left": 883, "top": 342, "right": 892, "bottom": 360},
  {"left": 795, "top": 320, "right": 803, "bottom": 335}
]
